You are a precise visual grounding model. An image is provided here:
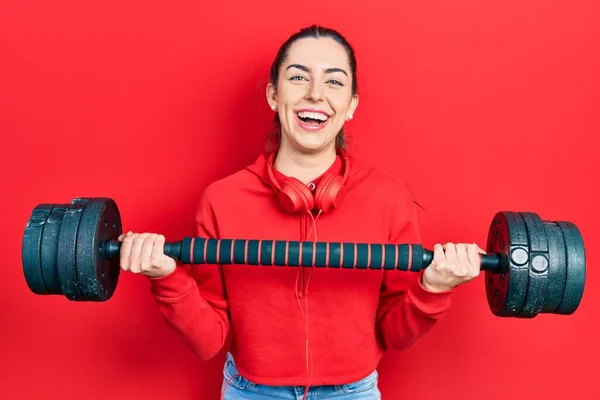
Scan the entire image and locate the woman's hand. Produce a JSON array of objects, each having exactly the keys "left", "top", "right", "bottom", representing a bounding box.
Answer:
[
  {"left": 421, "top": 243, "right": 486, "bottom": 292},
  {"left": 118, "top": 232, "right": 177, "bottom": 278}
]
